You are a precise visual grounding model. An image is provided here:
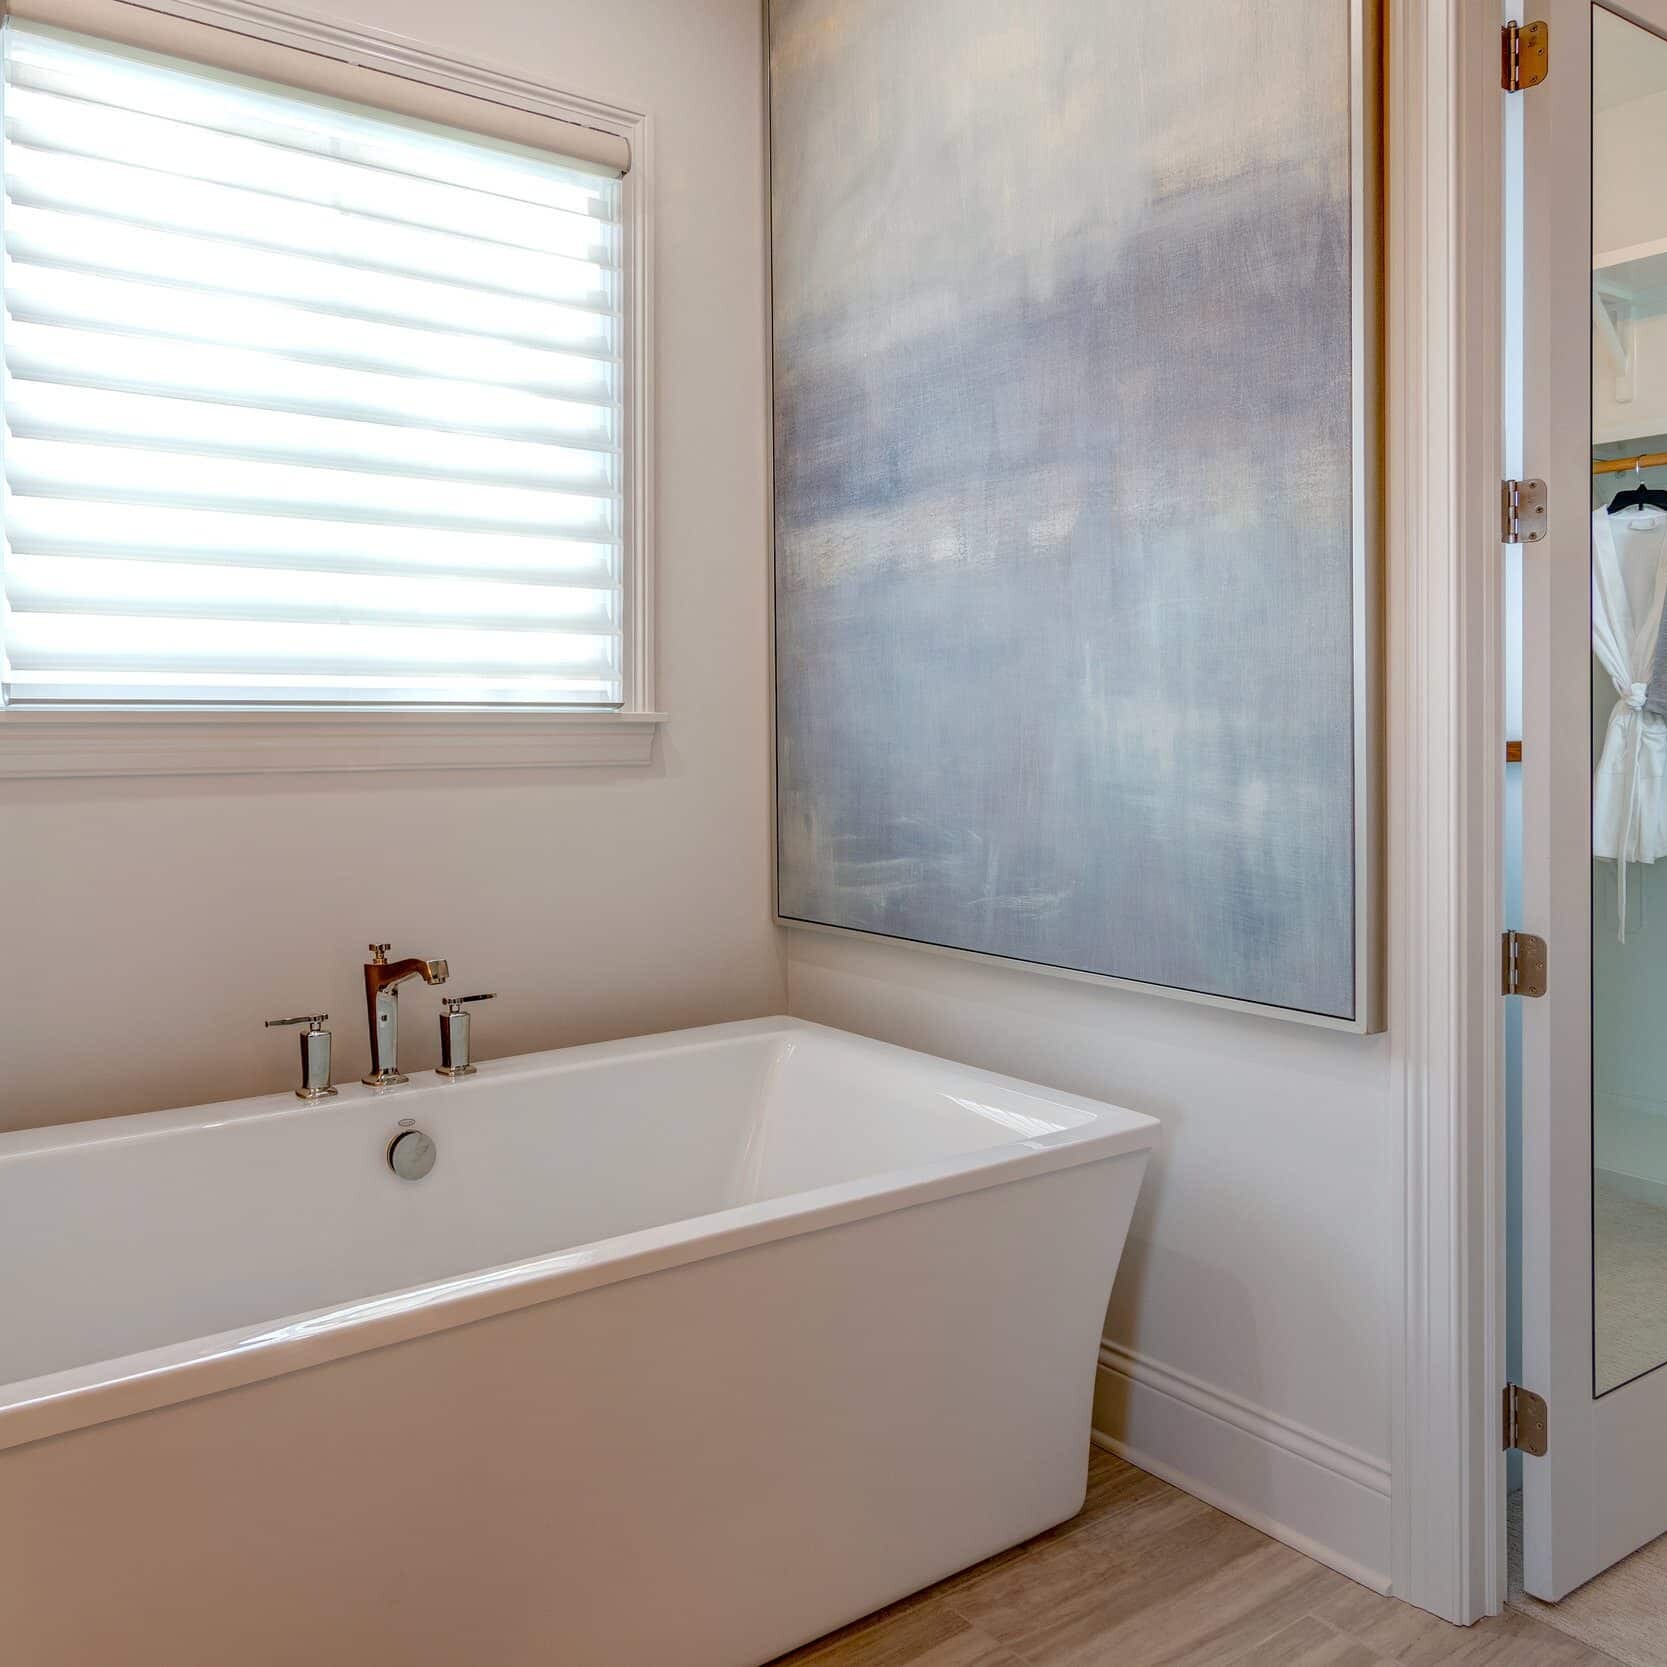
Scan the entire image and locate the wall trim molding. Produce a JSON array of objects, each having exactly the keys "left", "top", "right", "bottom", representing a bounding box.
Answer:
[
  {"left": 1094, "top": 1343, "right": 1393, "bottom": 1595},
  {"left": 1595, "top": 1166, "right": 1667, "bottom": 1213},
  {"left": 1384, "top": 0, "right": 1507, "bottom": 1624},
  {"left": 1099, "top": 1341, "right": 1392, "bottom": 1499},
  {"left": 0, "top": 708, "right": 666, "bottom": 777},
  {"left": 25, "top": 0, "right": 648, "bottom": 134}
]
